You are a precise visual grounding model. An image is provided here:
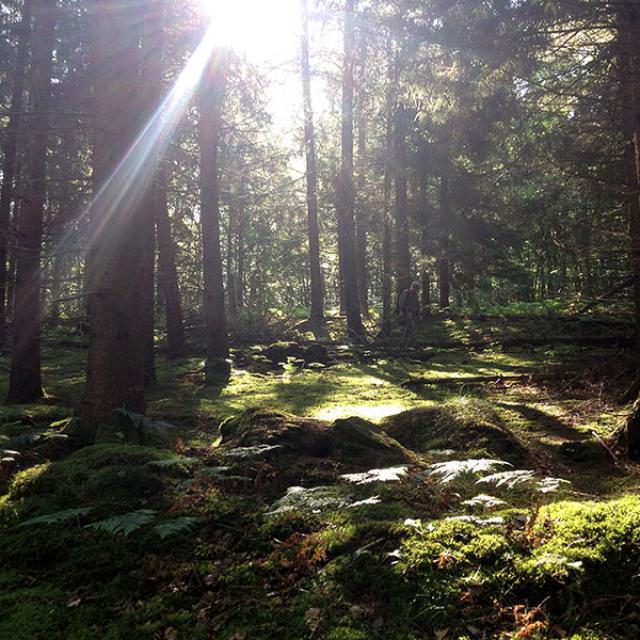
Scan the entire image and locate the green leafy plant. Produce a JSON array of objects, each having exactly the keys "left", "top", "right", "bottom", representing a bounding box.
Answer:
[
  {"left": 19, "top": 507, "right": 93, "bottom": 527},
  {"left": 151, "top": 516, "right": 201, "bottom": 539},
  {"left": 147, "top": 456, "right": 199, "bottom": 468},
  {"left": 86, "top": 509, "right": 157, "bottom": 537},
  {"left": 428, "top": 459, "right": 512, "bottom": 483}
]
